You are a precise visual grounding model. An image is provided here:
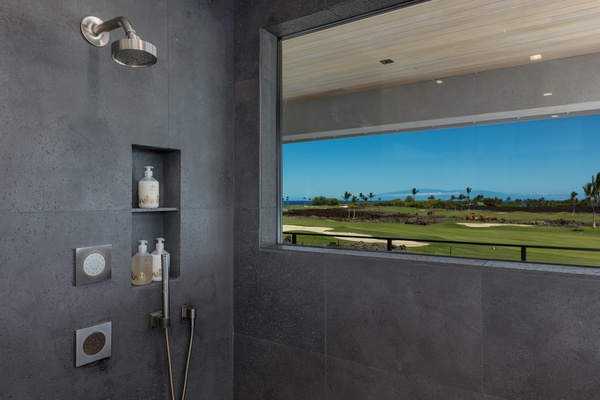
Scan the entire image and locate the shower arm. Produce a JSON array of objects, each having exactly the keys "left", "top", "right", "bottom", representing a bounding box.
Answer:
[
  {"left": 91, "top": 16, "right": 138, "bottom": 39},
  {"left": 81, "top": 15, "right": 157, "bottom": 67}
]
